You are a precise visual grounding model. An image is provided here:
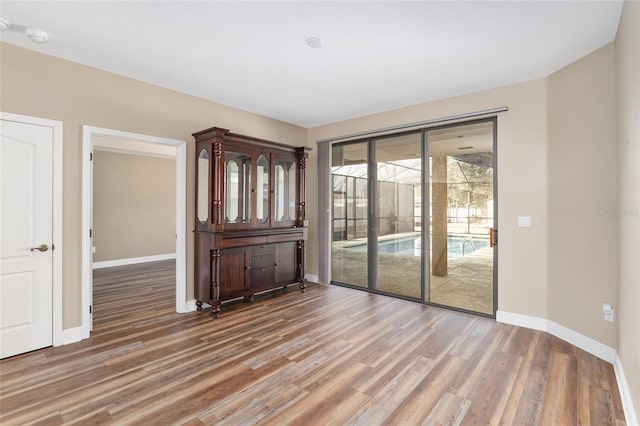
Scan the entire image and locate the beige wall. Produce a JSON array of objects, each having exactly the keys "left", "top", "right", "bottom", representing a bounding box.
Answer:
[
  {"left": 93, "top": 151, "right": 176, "bottom": 262},
  {"left": 0, "top": 42, "right": 307, "bottom": 329},
  {"left": 547, "top": 43, "right": 618, "bottom": 348},
  {"left": 616, "top": 0, "right": 640, "bottom": 418},
  {"left": 308, "top": 79, "right": 550, "bottom": 320}
]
